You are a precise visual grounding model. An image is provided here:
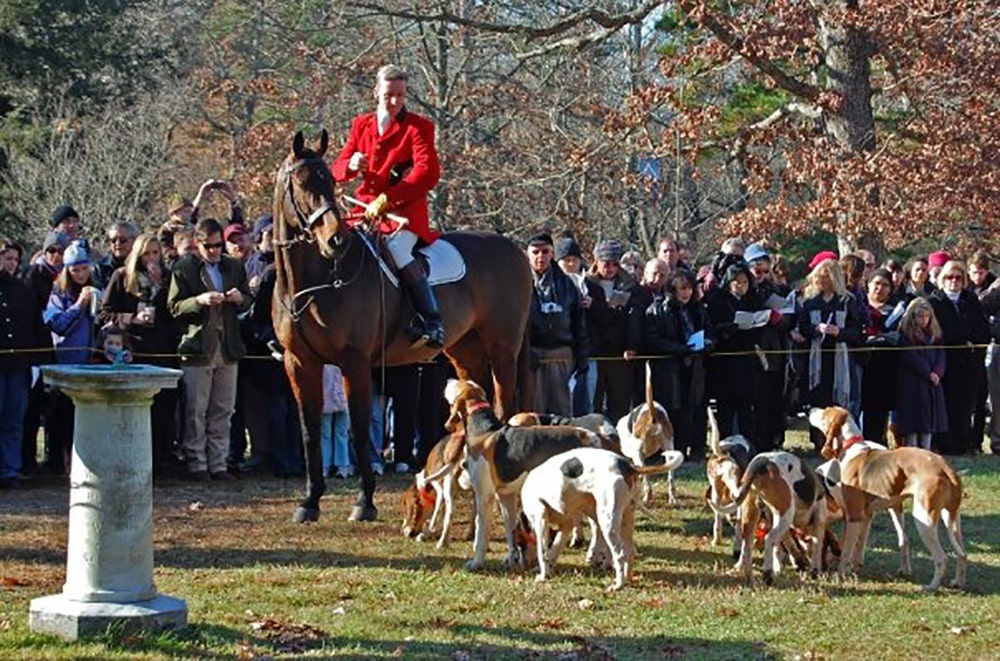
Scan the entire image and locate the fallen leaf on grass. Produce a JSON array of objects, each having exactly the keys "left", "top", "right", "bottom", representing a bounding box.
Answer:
[
  {"left": 949, "top": 626, "right": 976, "bottom": 635},
  {"left": 537, "top": 617, "right": 565, "bottom": 631},
  {"left": 647, "top": 596, "right": 664, "bottom": 608},
  {"left": 391, "top": 645, "right": 405, "bottom": 656},
  {"left": 716, "top": 607, "right": 740, "bottom": 617},
  {"left": 577, "top": 598, "right": 594, "bottom": 611},
  {"left": 1, "top": 577, "right": 29, "bottom": 587},
  {"left": 331, "top": 606, "right": 346, "bottom": 615},
  {"left": 913, "top": 622, "right": 932, "bottom": 632},
  {"left": 452, "top": 651, "right": 472, "bottom": 661},
  {"left": 188, "top": 501, "right": 204, "bottom": 512},
  {"left": 248, "top": 617, "right": 328, "bottom": 653}
]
